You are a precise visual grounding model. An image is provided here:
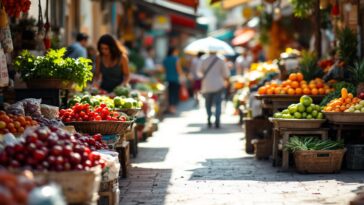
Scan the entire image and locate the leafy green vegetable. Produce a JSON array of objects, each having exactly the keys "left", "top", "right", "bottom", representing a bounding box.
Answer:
[
  {"left": 337, "top": 27, "right": 358, "bottom": 67},
  {"left": 14, "top": 48, "right": 93, "bottom": 89},
  {"left": 320, "top": 81, "right": 356, "bottom": 106},
  {"left": 349, "top": 59, "right": 364, "bottom": 85},
  {"left": 299, "top": 51, "right": 324, "bottom": 82},
  {"left": 285, "top": 136, "right": 344, "bottom": 152}
]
